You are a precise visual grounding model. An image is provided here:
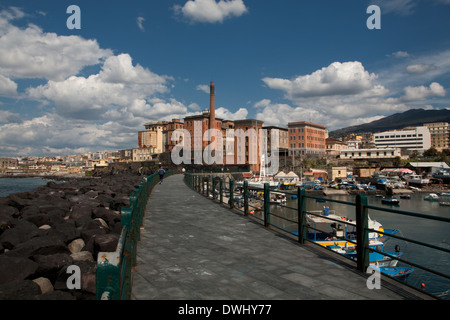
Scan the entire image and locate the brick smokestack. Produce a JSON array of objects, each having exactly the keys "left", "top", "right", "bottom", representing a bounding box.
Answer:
[{"left": 209, "top": 81, "right": 215, "bottom": 130}]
